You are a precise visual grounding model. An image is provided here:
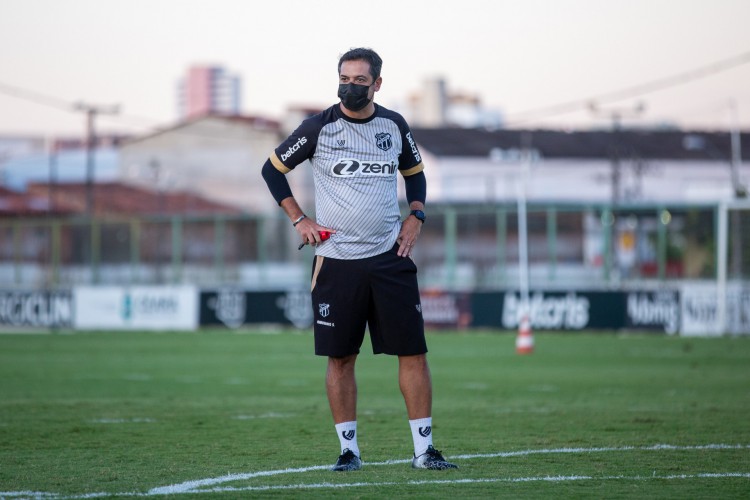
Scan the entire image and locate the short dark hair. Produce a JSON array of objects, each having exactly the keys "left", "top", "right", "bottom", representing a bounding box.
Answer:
[{"left": 338, "top": 48, "right": 383, "bottom": 81}]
